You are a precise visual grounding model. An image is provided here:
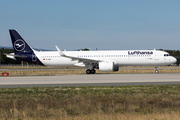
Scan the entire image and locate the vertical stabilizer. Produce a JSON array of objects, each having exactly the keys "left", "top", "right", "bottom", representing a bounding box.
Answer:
[{"left": 9, "top": 29, "right": 34, "bottom": 54}]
